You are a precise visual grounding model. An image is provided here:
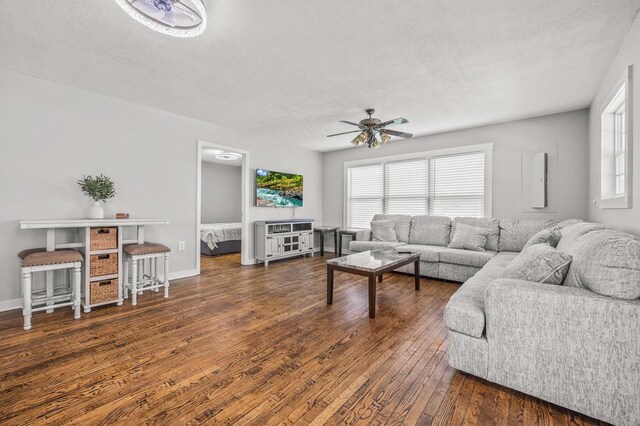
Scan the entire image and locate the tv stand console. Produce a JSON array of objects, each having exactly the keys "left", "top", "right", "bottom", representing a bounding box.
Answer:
[{"left": 255, "top": 219, "right": 314, "bottom": 266}]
